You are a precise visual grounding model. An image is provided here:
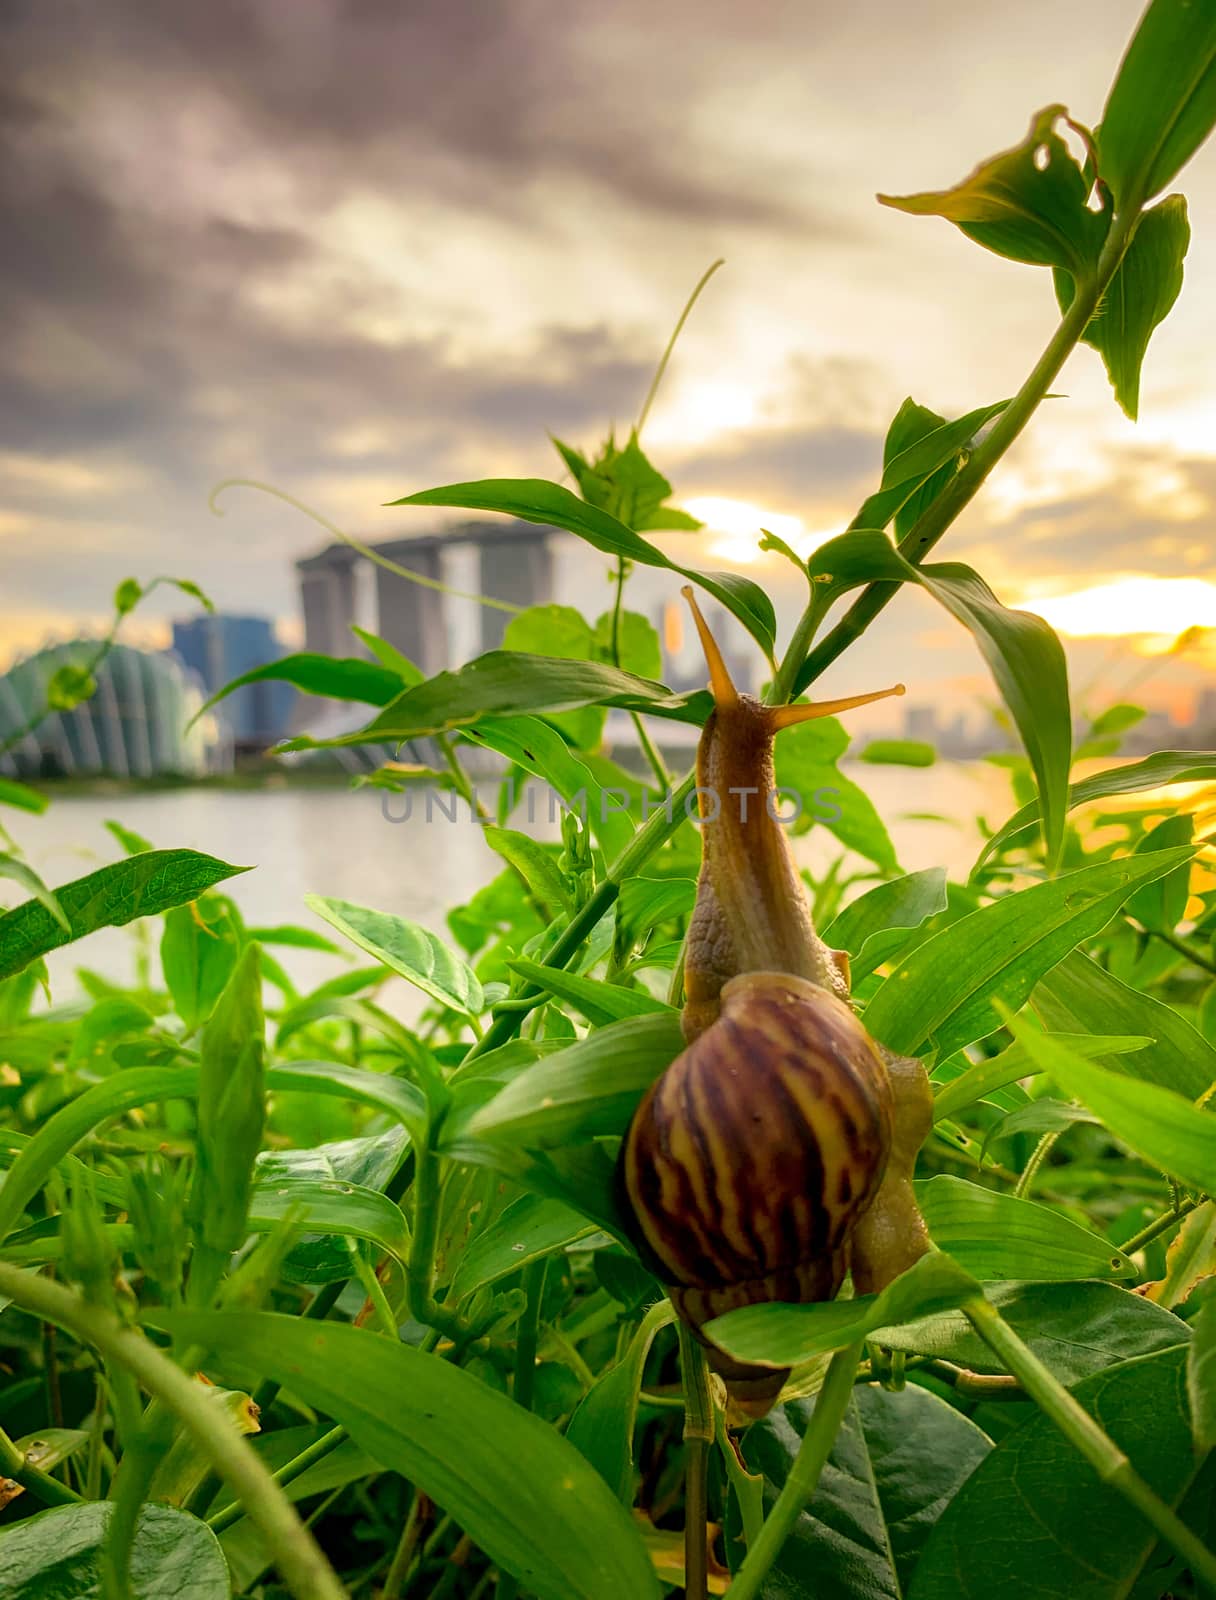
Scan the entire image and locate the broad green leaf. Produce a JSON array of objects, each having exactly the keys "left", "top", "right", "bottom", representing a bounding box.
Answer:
[
  {"left": 454, "top": 1013, "right": 684, "bottom": 1150},
  {"left": 197, "top": 652, "right": 404, "bottom": 721},
  {"left": 882, "top": 1280, "right": 1190, "bottom": 1385},
  {"left": 448, "top": 1194, "right": 596, "bottom": 1302},
  {"left": 280, "top": 652, "right": 699, "bottom": 750},
  {"left": 707, "top": 1252, "right": 981, "bottom": 1371},
  {"left": 567, "top": 1302, "right": 676, "bottom": 1502},
  {"left": 593, "top": 609, "right": 663, "bottom": 680},
  {"left": 854, "top": 397, "right": 1010, "bottom": 534},
  {"left": 0, "top": 1502, "right": 229, "bottom": 1599},
  {"left": 483, "top": 827, "right": 573, "bottom": 917},
  {"left": 729, "top": 1384, "right": 993, "bottom": 1599},
  {"left": 1056, "top": 195, "right": 1190, "bottom": 419},
  {"left": 46, "top": 662, "right": 97, "bottom": 711},
  {"left": 248, "top": 1174, "right": 410, "bottom": 1264},
  {"left": 880, "top": 106, "right": 1107, "bottom": 278},
  {"left": 1125, "top": 811, "right": 1194, "bottom": 931},
  {"left": 824, "top": 868, "right": 948, "bottom": 982},
  {"left": 859, "top": 738, "right": 936, "bottom": 767},
  {"left": 862, "top": 847, "right": 1194, "bottom": 1060},
  {"left": 616, "top": 876, "right": 697, "bottom": 946},
  {"left": 165, "top": 1310, "right": 662, "bottom": 1600},
  {"left": 0, "top": 854, "right": 69, "bottom": 933},
  {"left": 1098, "top": 0, "right": 1216, "bottom": 207},
  {"left": 506, "top": 959, "right": 671, "bottom": 1026},
  {"left": 502, "top": 603, "right": 604, "bottom": 749},
  {"left": 390, "top": 477, "right": 777, "bottom": 657},
  {"left": 266, "top": 1060, "right": 429, "bottom": 1151},
  {"left": 1033, "top": 949, "right": 1216, "bottom": 1097},
  {"left": 160, "top": 897, "right": 242, "bottom": 1030},
  {"left": 1004, "top": 1018, "right": 1216, "bottom": 1193},
  {"left": 915, "top": 1175, "right": 1134, "bottom": 1280},
  {"left": 1190, "top": 1295, "right": 1216, "bottom": 1451},
  {"left": 0, "top": 778, "right": 48, "bottom": 814},
  {"left": 305, "top": 894, "right": 483, "bottom": 1017},
  {"left": 976, "top": 749, "right": 1216, "bottom": 869},
  {"left": 553, "top": 430, "right": 694, "bottom": 534},
  {"left": 0, "top": 850, "right": 249, "bottom": 982},
  {"left": 909, "top": 1346, "right": 1207, "bottom": 1600},
  {"left": 777, "top": 715, "right": 899, "bottom": 873}
]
